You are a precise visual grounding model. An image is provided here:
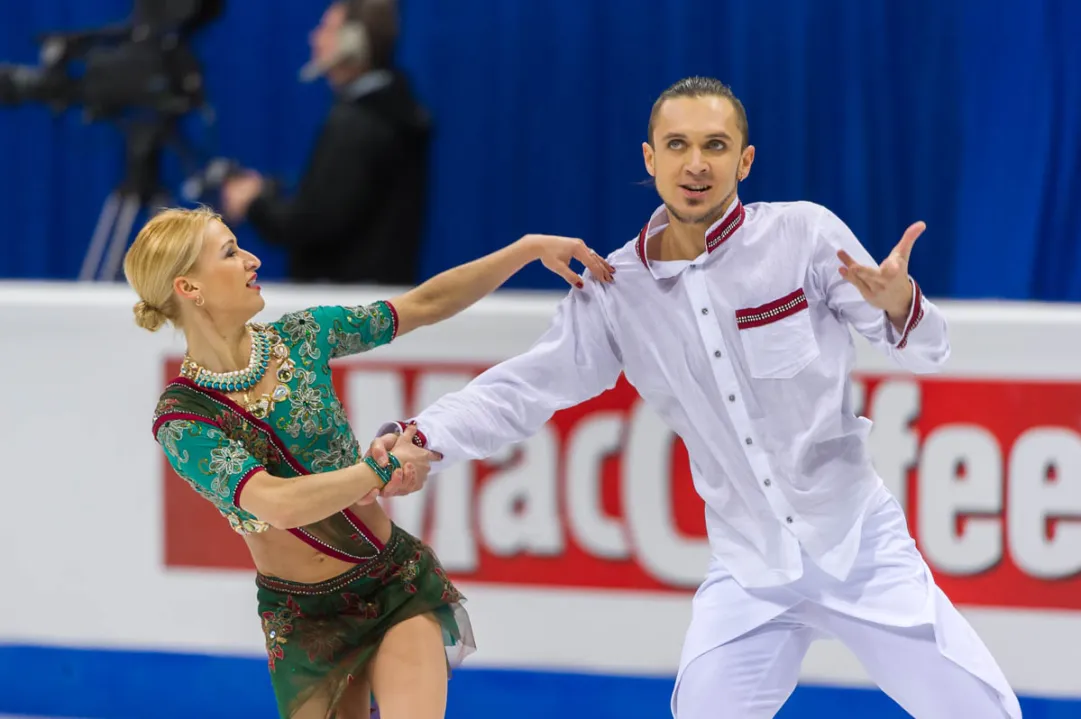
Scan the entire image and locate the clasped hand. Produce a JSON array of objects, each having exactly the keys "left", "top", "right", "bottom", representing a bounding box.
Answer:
[{"left": 355, "top": 425, "right": 441, "bottom": 505}]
